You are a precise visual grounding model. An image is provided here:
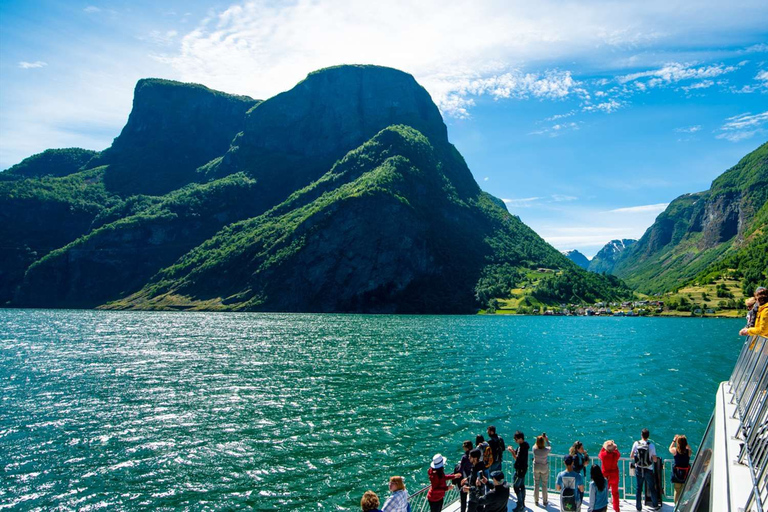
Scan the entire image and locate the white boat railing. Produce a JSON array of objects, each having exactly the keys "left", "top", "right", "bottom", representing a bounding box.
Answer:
[
  {"left": 407, "top": 452, "right": 674, "bottom": 510},
  {"left": 726, "top": 334, "right": 768, "bottom": 512}
]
